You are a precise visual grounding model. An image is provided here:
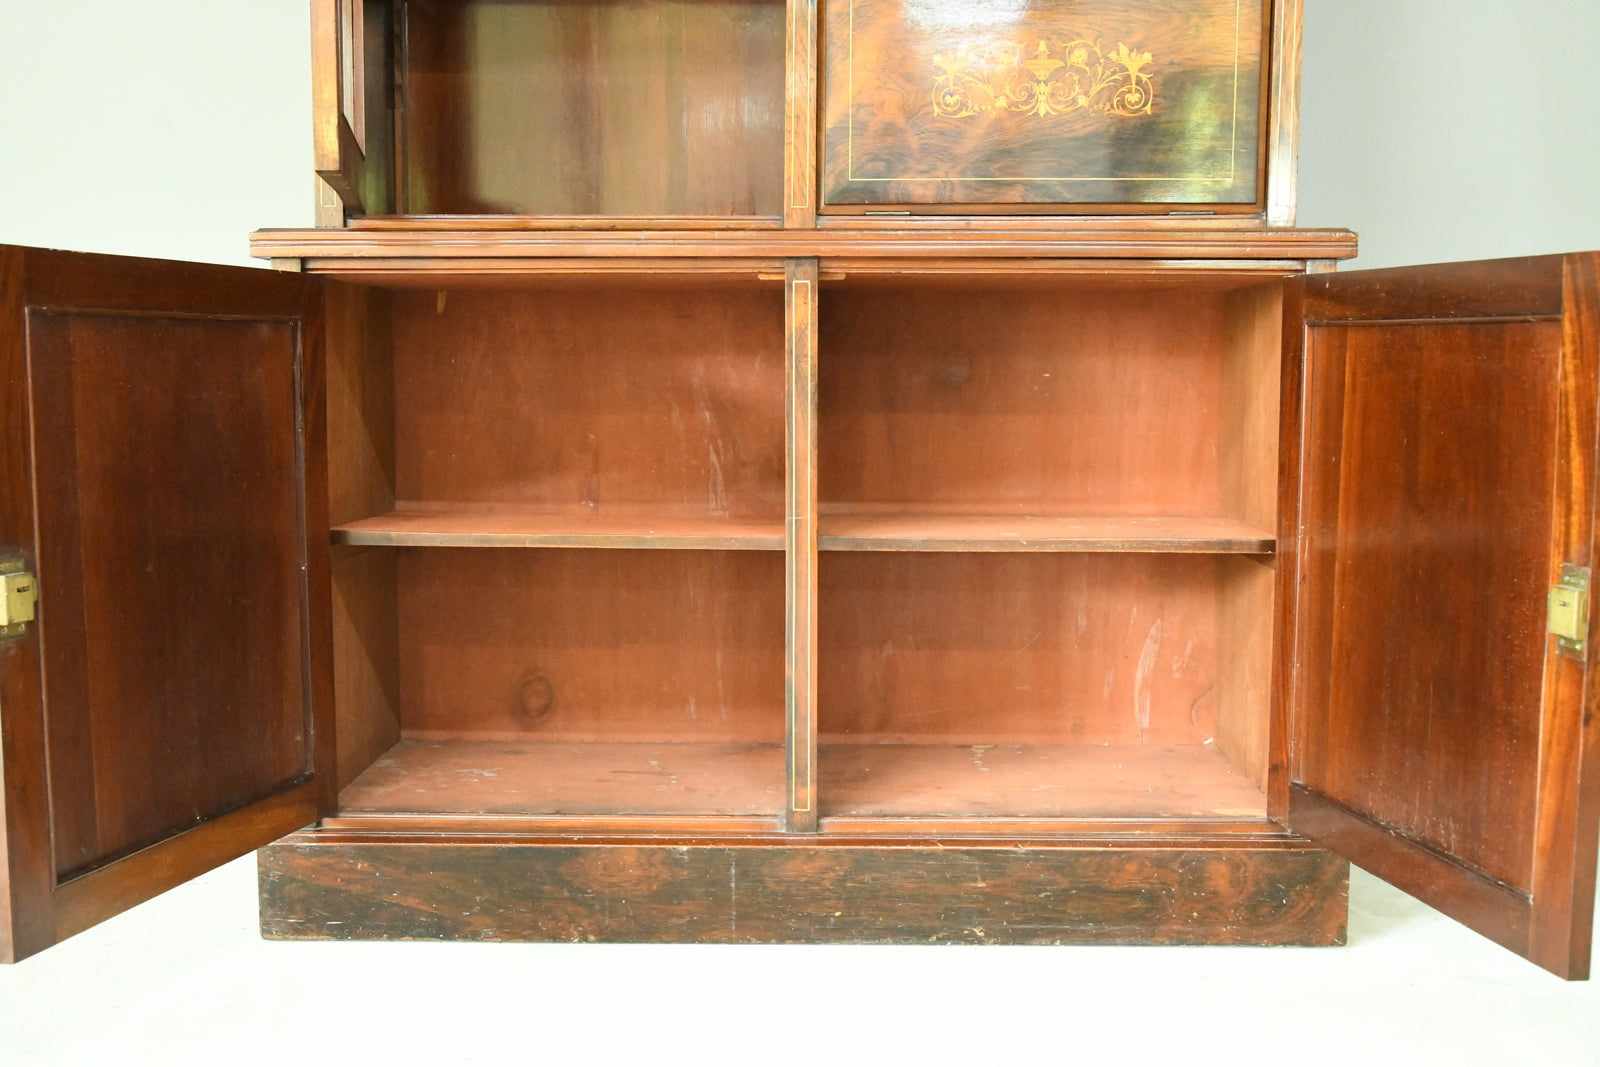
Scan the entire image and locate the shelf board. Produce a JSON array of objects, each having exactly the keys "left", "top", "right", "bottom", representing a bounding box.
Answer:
[
  {"left": 819, "top": 743, "right": 1268, "bottom": 819},
  {"left": 339, "top": 739, "right": 785, "bottom": 817},
  {"left": 334, "top": 506, "right": 785, "bottom": 550},
  {"left": 817, "top": 511, "right": 1275, "bottom": 553}
]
